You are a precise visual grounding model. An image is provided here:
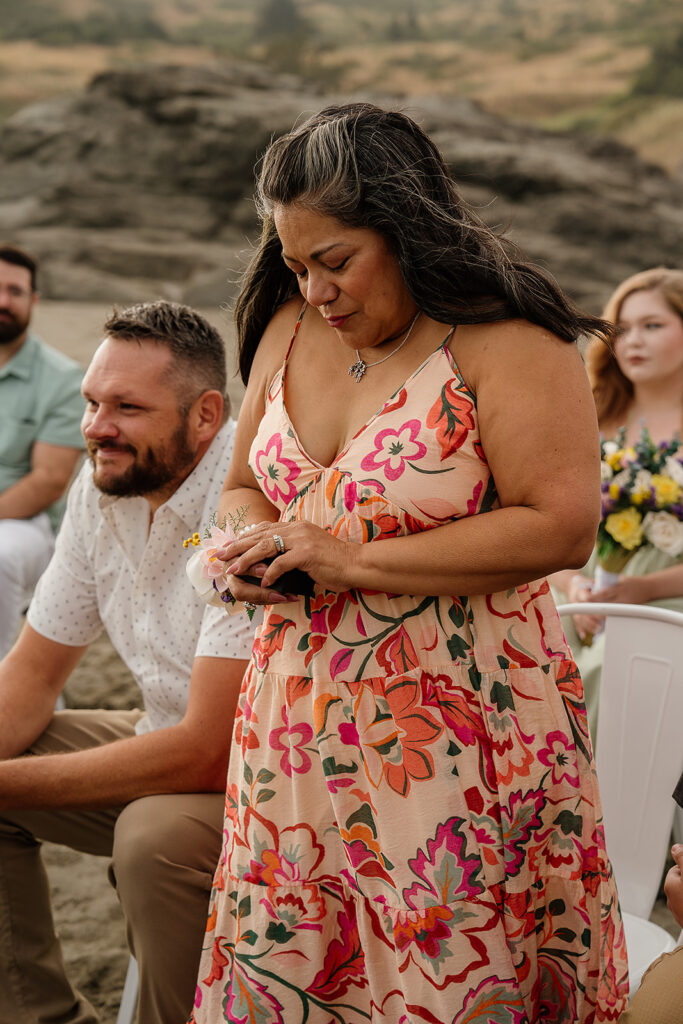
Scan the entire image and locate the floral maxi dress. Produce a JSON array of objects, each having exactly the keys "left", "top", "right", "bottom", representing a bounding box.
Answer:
[{"left": 190, "top": 321, "right": 629, "bottom": 1024}]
